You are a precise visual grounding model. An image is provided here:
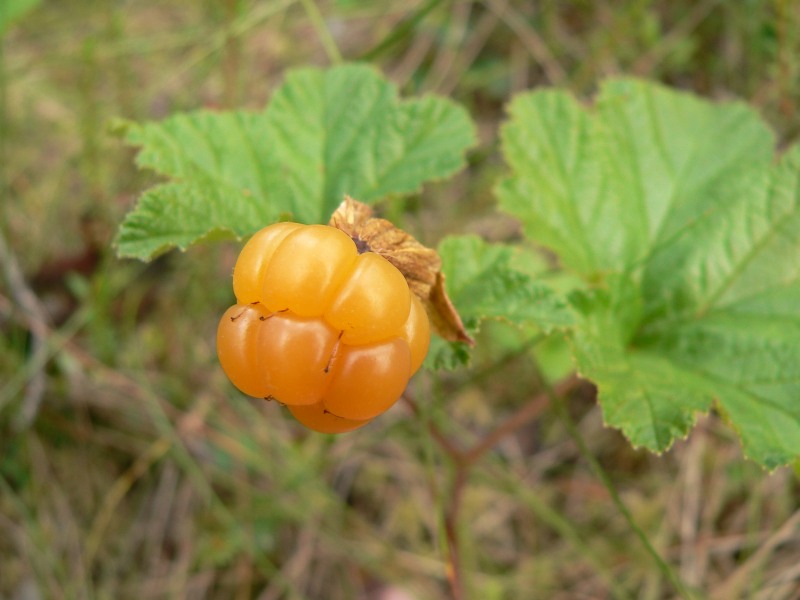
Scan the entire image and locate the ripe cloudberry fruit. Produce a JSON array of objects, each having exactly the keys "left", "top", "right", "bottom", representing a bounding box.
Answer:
[{"left": 217, "top": 222, "right": 430, "bottom": 433}]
